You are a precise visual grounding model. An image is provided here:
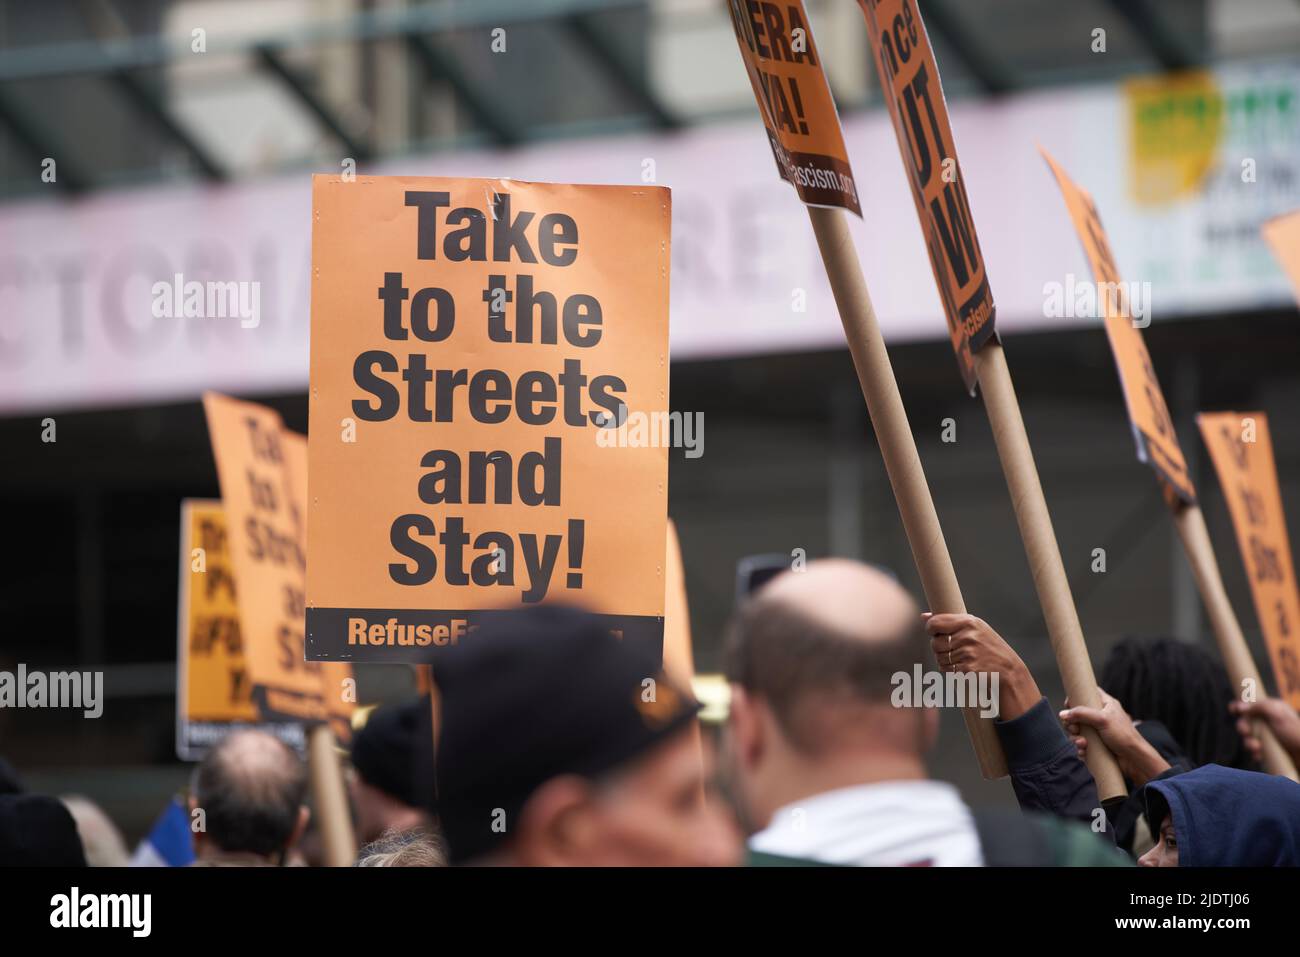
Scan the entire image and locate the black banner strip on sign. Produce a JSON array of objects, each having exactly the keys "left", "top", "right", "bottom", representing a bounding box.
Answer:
[
  {"left": 306, "top": 608, "right": 665, "bottom": 664},
  {"left": 179, "top": 720, "right": 307, "bottom": 760},
  {"left": 251, "top": 685, "right": 328, "bottom": 726},
  {"left": 770, "top": 138, "right": 861, "bottom": 214}
]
